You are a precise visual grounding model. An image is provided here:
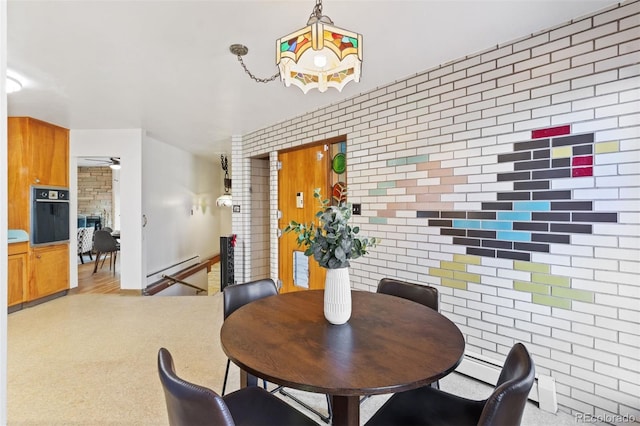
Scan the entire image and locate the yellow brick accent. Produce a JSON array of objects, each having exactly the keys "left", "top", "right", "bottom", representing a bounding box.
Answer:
[
  {"left": 531, "top": 273, "right": 570, "bottom": 287},
  {"left": 514, "top": 281, "right": 550, "bottom": 295},
  {"left": 552, "top": 287, "right": 594, "bottom": 303},
  {"left": 453, "top": 254, "right": 481, "bottom": 265},
  {"left": 430, "top": 268, "right": 454, "bottom": 279},
  {"left": 514, "top": 261, "right": 549, "bottom": 274},
  {"left": 441, "top": 261, "right": 466, "bottom": 272},
  {"left": 595, "top": 141, "right": 619, "bottom": 154},
  {"left": 454, "top": 271, "right": 481, "bottom": 283},
  {"left": 441, "top": 278, "right": 467, "bottom": 290},
  {"left": 552, "top": 146, "right": 572, "bottom": 158},
  {"left": 532, "top": 294, "right": 571, "bottom": 309}
]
